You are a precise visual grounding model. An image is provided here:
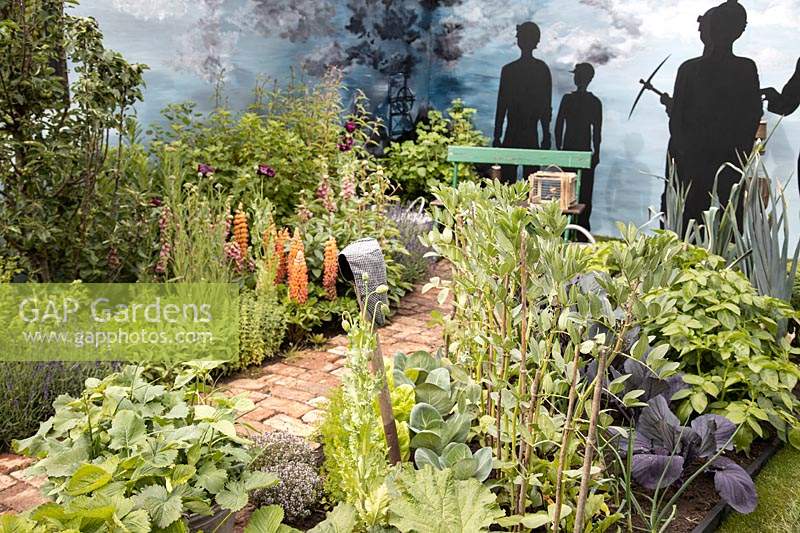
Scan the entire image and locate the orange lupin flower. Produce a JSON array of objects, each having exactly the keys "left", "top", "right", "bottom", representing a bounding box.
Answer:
[
  {"left": 288, "top": 244, "right": 309, "bottom": 304},
  {"left": 274, "top": 228, "right": 289, "bottom": 284},
  {"left": 287, "top": 229, "right": 302, "bottom": 268},
  {"left": 233, "top": 204, "right": 249, "bottom": 257},
  {"left": 323, "top": 236, "right": 338, "bottom": 300}
]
